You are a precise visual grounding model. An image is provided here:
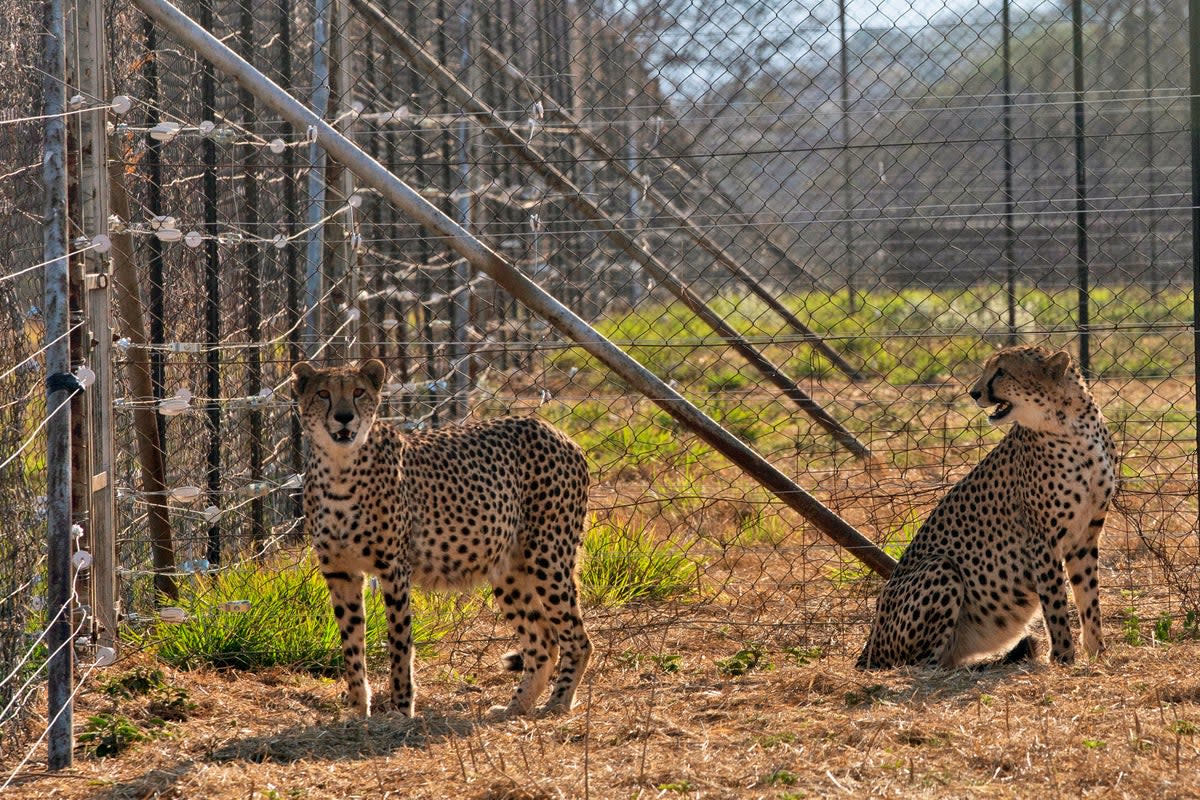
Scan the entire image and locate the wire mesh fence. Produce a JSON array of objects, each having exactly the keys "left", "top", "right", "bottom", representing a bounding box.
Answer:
[{"left": 1, "top": 0, "right": 1197, "bottom": 769}]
